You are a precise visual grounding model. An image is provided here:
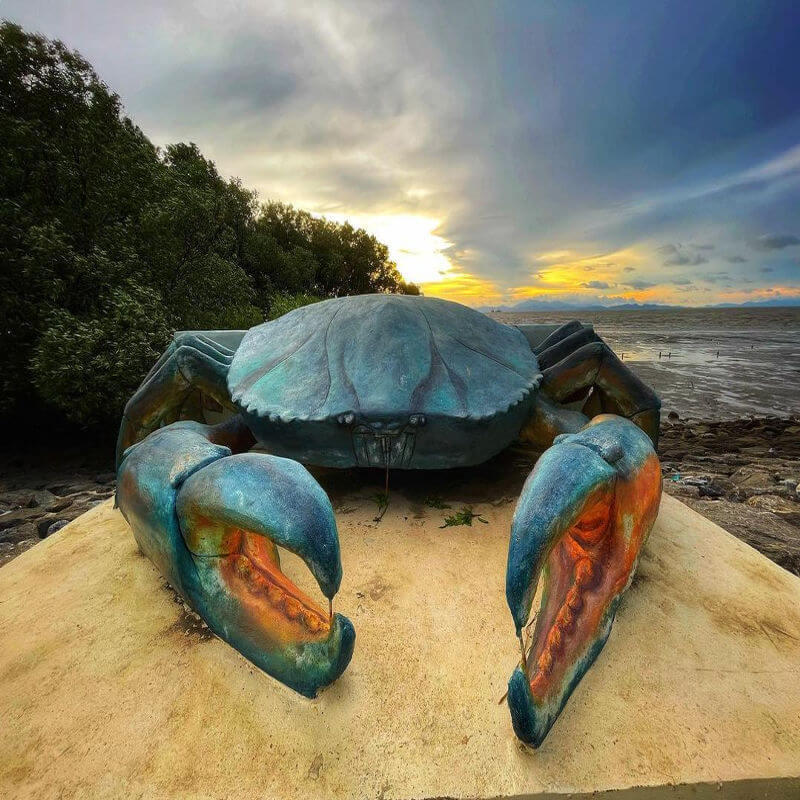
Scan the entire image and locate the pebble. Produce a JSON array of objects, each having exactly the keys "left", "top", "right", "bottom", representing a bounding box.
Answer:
[{"left": 43, "top": 519, "right": 69, "bottom": 538}]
